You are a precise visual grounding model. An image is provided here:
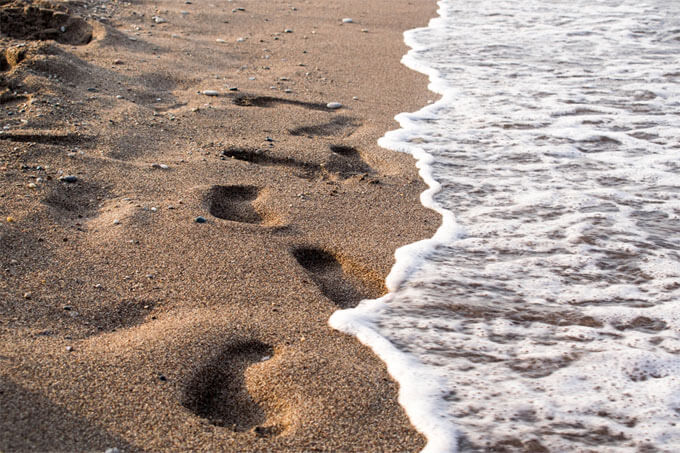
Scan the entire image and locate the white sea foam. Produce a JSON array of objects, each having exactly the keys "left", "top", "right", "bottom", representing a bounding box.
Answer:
[{"left": 332, "top": 0, "right": 680, "bottom": 451}]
